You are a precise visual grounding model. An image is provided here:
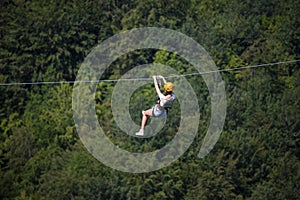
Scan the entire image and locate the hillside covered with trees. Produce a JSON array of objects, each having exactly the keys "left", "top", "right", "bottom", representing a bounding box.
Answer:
[{"left": 0, "top": 0, "right": 299, "bottom": 199}]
